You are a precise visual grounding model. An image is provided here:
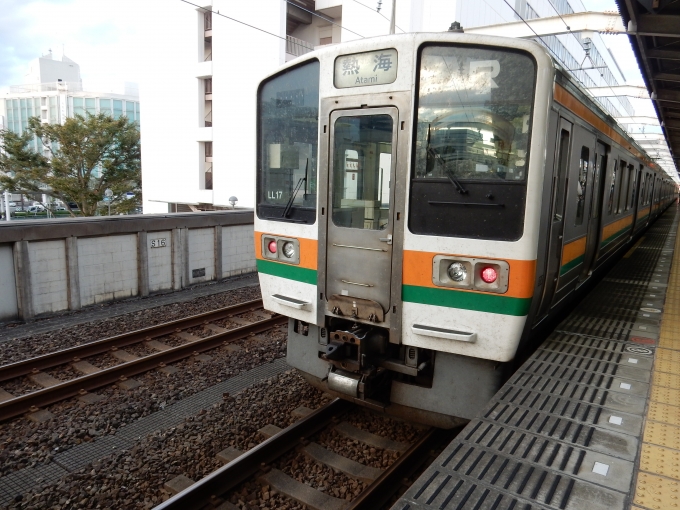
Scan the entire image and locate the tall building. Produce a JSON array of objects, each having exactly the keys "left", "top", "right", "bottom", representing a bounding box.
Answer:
[
  {"left": 139, "top": 0, "right": 633, "bottom": 213},
  {"left": 1, "top": 53, "right": 140, "bottom": 159}
]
